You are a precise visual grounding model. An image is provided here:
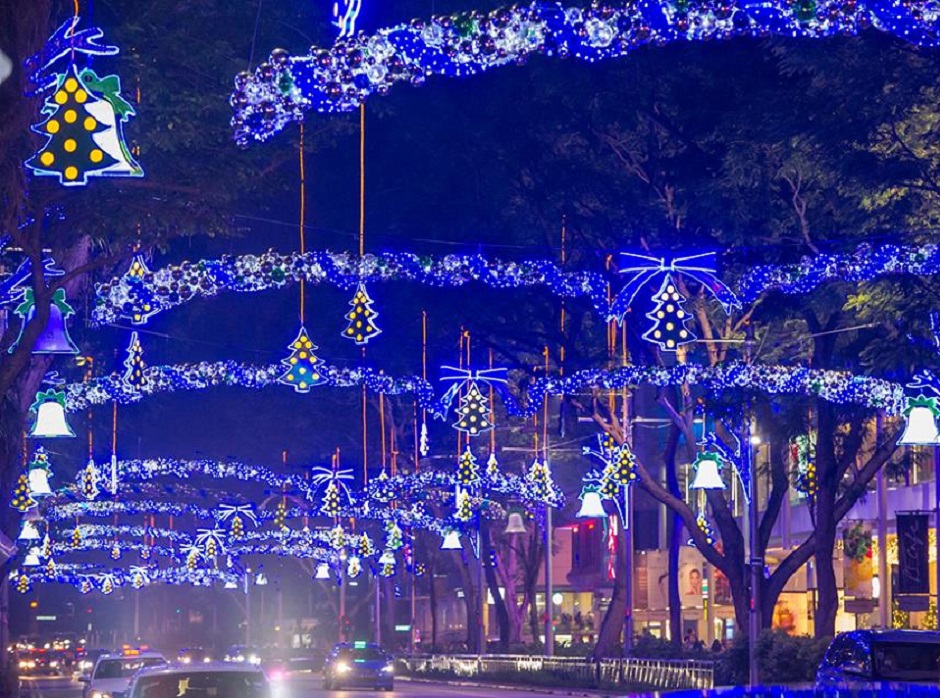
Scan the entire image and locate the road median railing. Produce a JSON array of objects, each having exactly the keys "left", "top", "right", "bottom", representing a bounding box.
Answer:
[{"left": 401, "top": 653, "right": 715, "bottom": 691}]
